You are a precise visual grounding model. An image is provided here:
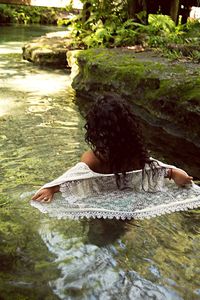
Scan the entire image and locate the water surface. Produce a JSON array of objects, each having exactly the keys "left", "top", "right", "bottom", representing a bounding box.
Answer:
[{"left": 0, "top": 25, "right": 199, "bottom": 300}]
